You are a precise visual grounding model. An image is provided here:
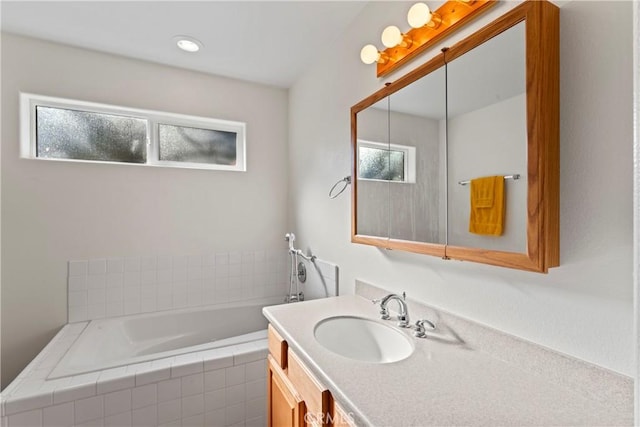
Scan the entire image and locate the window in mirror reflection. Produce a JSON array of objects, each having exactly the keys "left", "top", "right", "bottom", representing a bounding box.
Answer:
[{"left": 357, "top": 140, "right": 416, "bottom": 183}]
